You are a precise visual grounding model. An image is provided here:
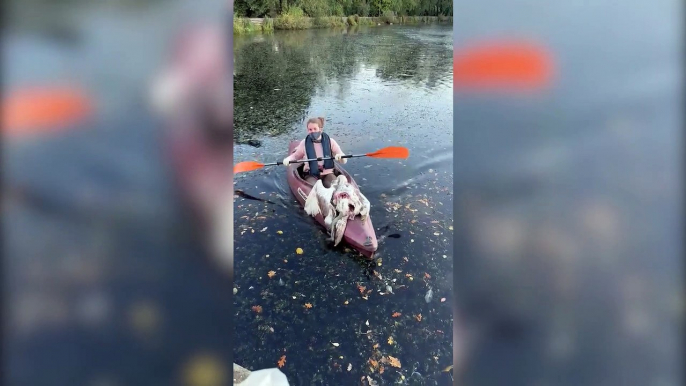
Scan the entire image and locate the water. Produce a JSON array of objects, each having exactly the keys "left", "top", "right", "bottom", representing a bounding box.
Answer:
[{"left": 233, "top": 24, "right": 454, "bottom": 385}]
